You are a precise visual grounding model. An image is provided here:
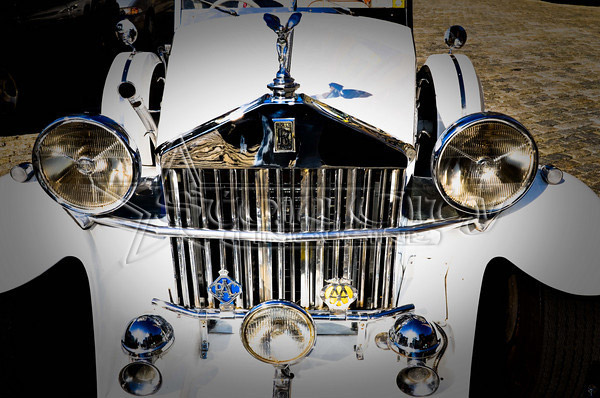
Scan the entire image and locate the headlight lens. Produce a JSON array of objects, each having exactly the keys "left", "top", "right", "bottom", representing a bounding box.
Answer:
[
  {"left": 32, "top": 116, "right": 140, "bottom": 215},
  {"left": 432, "top": 113, "right": 538, "bottom": 214},
  {"left": 241, "top": 301, "right": 316, "bottom": 366}
]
